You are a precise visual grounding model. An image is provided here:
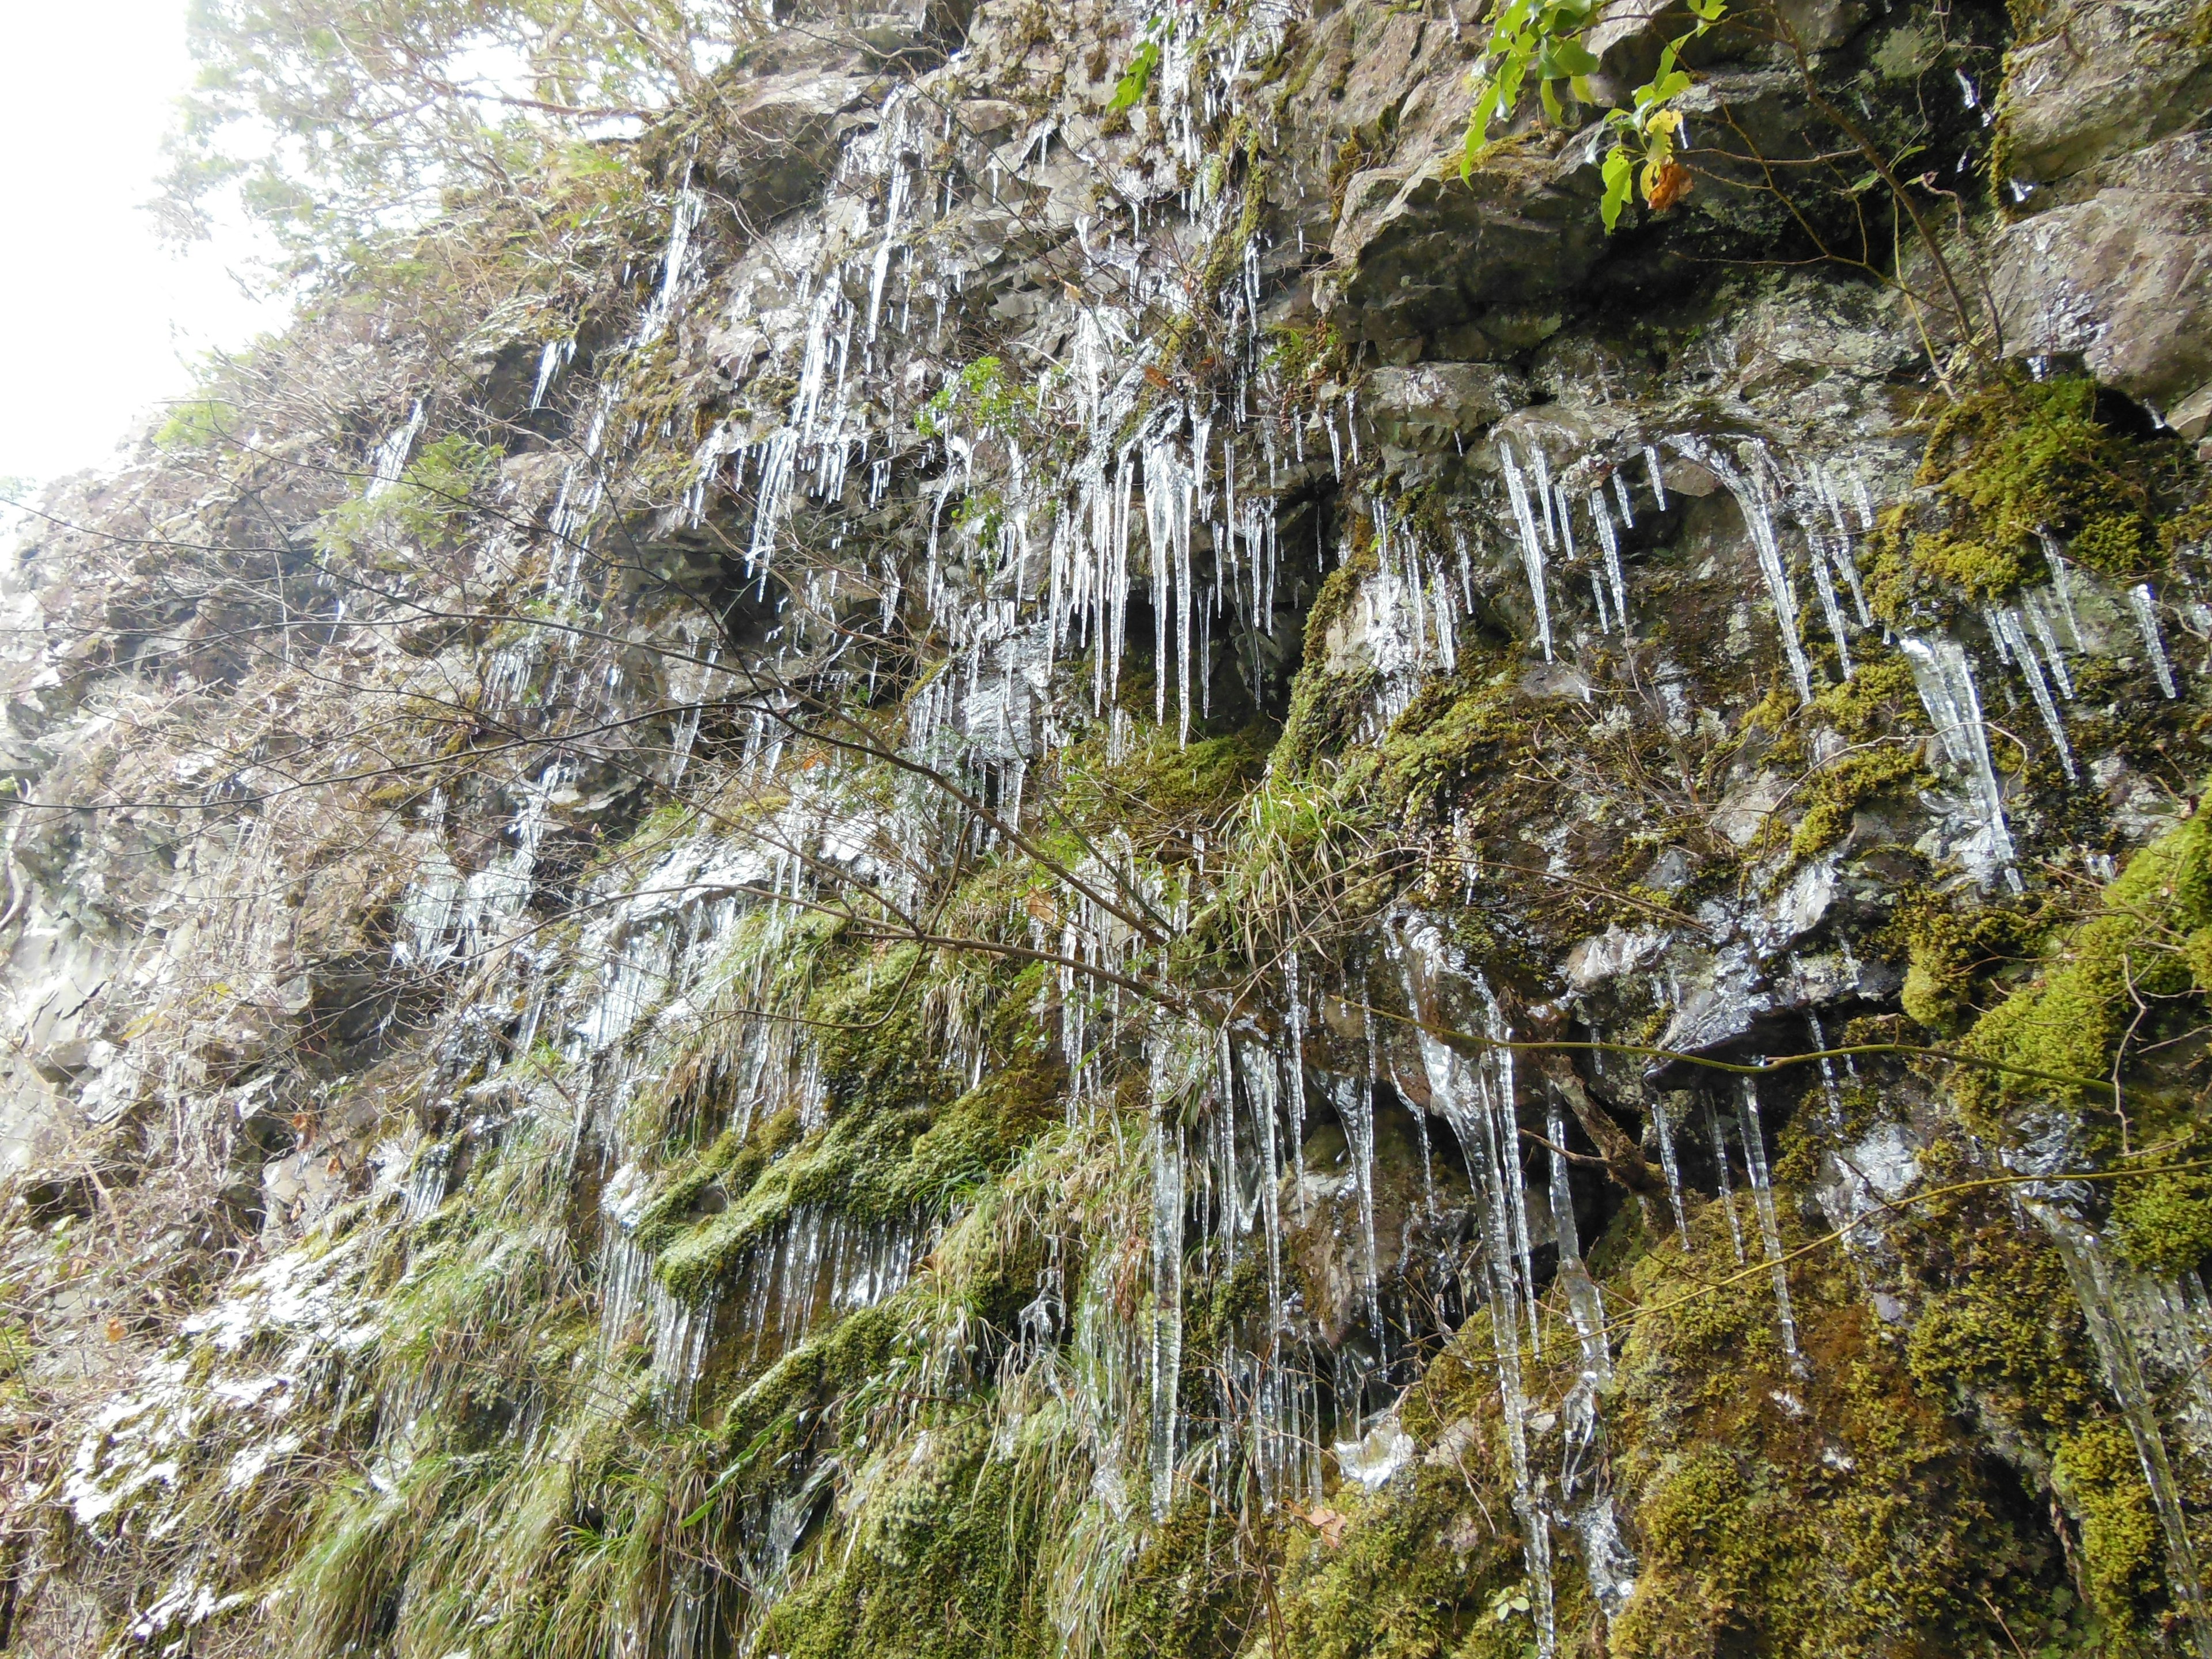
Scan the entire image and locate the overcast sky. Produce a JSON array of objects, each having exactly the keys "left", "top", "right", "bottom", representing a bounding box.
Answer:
[{"left": 0, "top": 0, "right": 289, "bottom": 498}]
